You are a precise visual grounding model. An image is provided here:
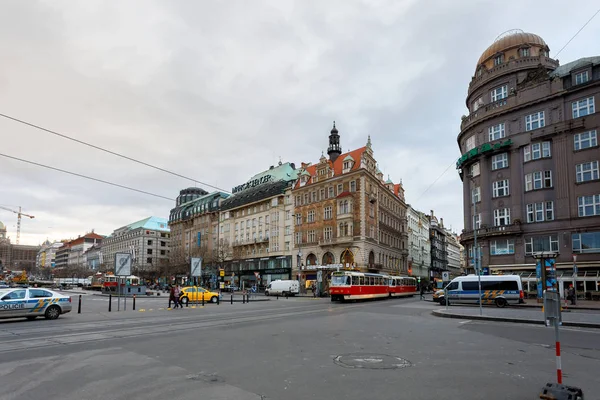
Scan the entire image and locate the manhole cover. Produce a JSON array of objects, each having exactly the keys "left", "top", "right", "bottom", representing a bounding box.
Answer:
[{"left": 333, "top": 353, "right": 412, "bottom": 370}]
